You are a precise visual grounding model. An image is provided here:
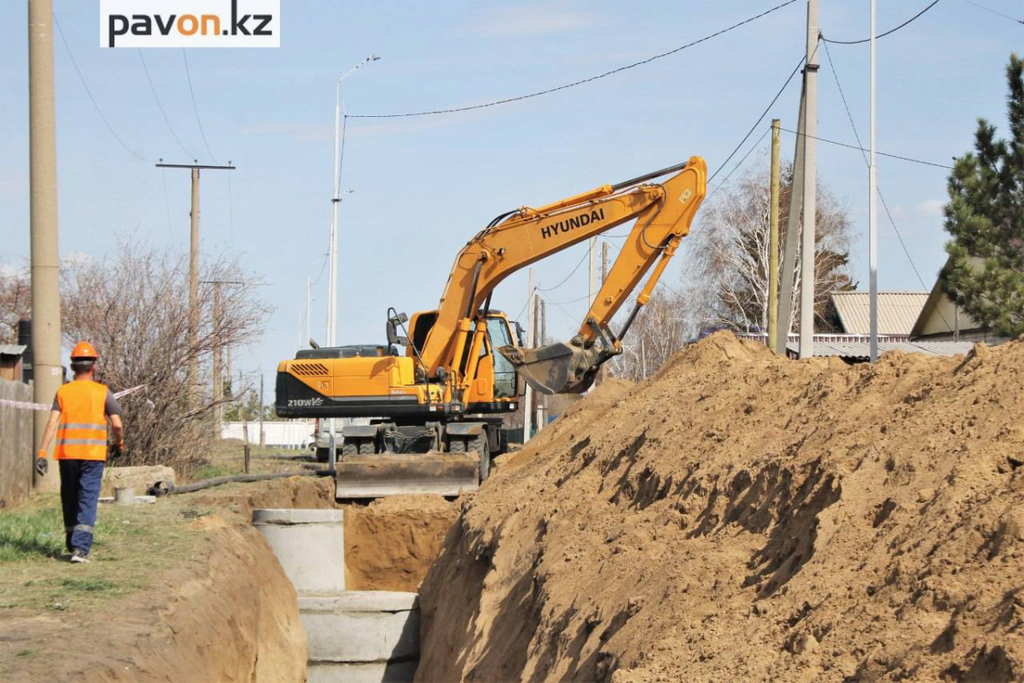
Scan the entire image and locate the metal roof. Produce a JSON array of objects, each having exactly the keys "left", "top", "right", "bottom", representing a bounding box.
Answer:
[
  {"left": 0, "top": 344, "right": 26, "bottom": 356},
  {"left": 831, "top": 292, "right": 929, "bottom": 336},
  {"left": 785, "top": 340, "right": 974, "bottom": 360}
]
